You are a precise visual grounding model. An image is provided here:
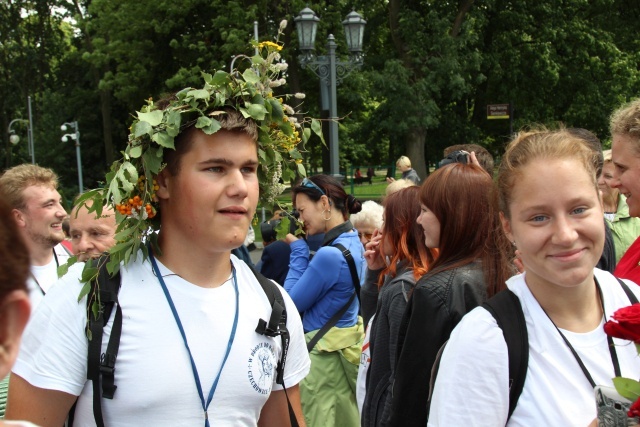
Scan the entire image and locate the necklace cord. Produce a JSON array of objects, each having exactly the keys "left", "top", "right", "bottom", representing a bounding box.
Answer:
[
  {"left": 539, "top": 278, "right": 620, "bottom": 388},
  {"left": 149, "top": 248, "right": 239, "bottom": 427}
]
